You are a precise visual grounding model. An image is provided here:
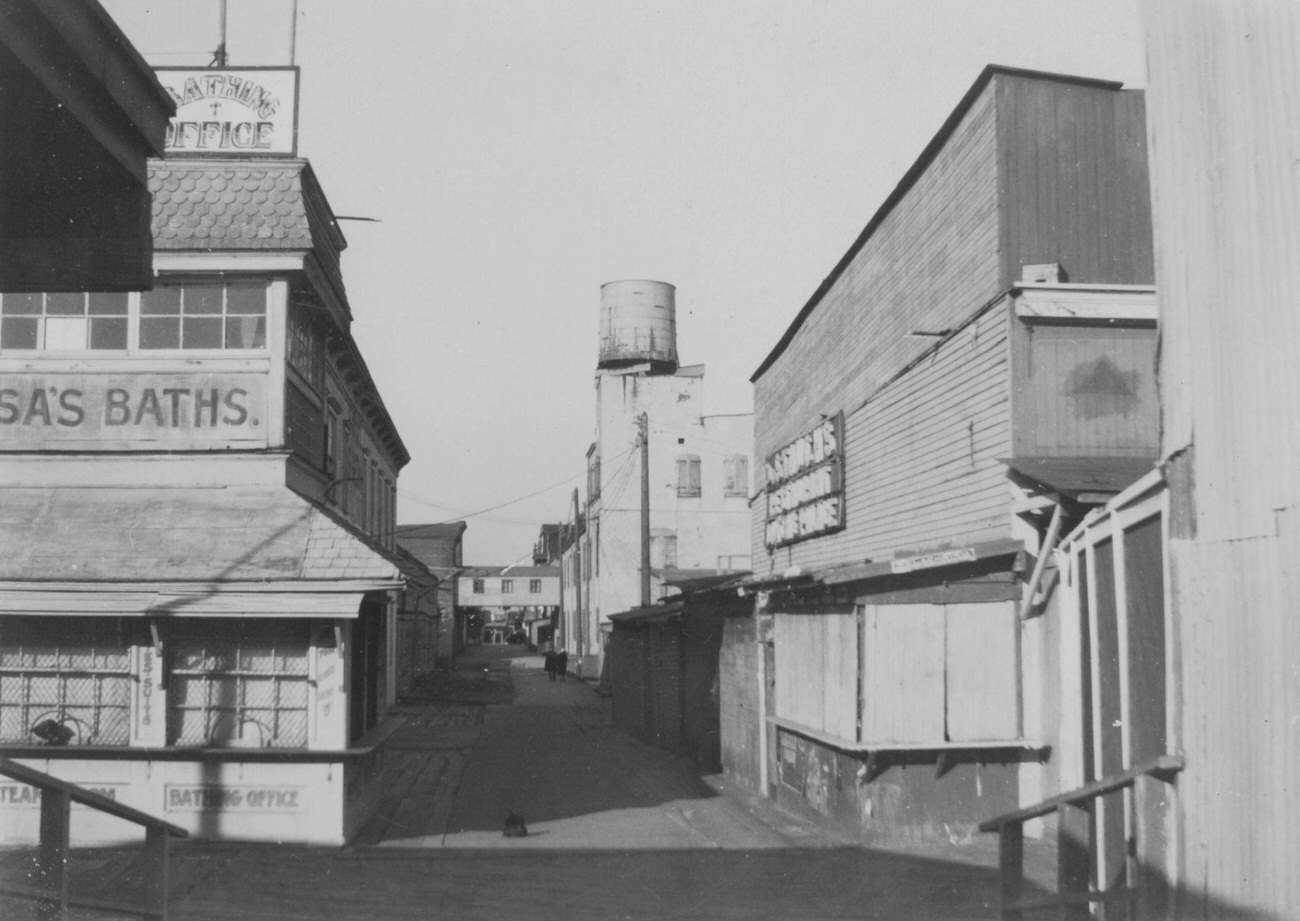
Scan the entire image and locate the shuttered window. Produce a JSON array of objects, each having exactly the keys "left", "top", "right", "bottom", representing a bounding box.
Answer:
[{"left": 676, "top": 455, "right": 701, "bottom": 497}]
